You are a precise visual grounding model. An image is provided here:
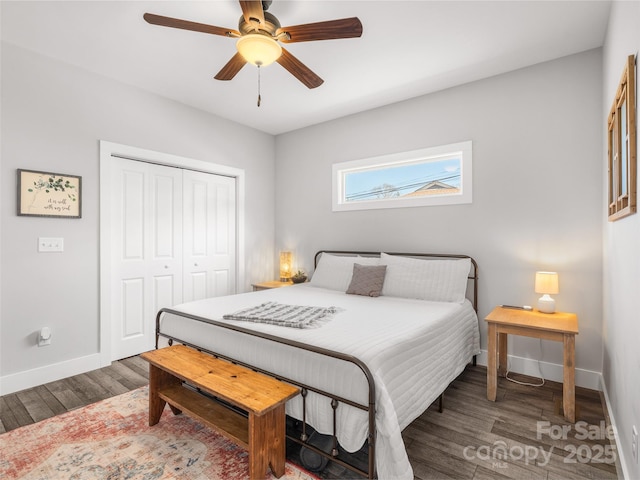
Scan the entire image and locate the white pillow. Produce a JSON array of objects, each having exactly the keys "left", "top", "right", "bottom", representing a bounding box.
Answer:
[
  {"left": 310, "top": 253, "right": 380, "bottom": 291},
  {"left": 380, "top": 253, "right": 471, "bottom": 303}
]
